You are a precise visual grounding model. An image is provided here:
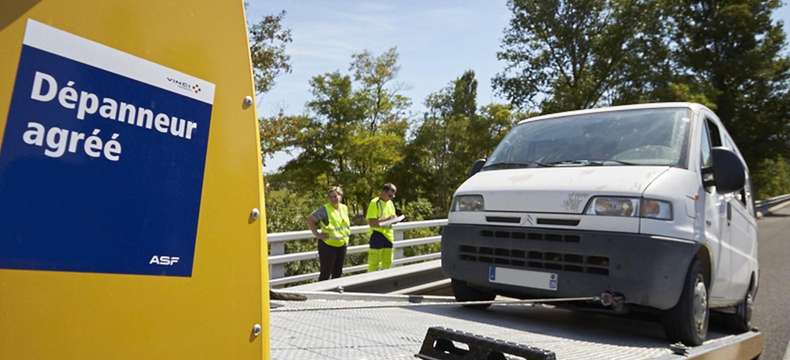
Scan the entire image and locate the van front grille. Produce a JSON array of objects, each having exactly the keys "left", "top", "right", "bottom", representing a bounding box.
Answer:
[
  {"left": 480, "top": 229, "right": 580, "bottom": 243},
  {"left": 486, "top": 216, "right": 521, "bottom": 223},
  {"left": 536, "top": 218, "right": 580, "bottom": 226},
  {"left": 459, "top": 245, "right": 609, "bottom": 276}
]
